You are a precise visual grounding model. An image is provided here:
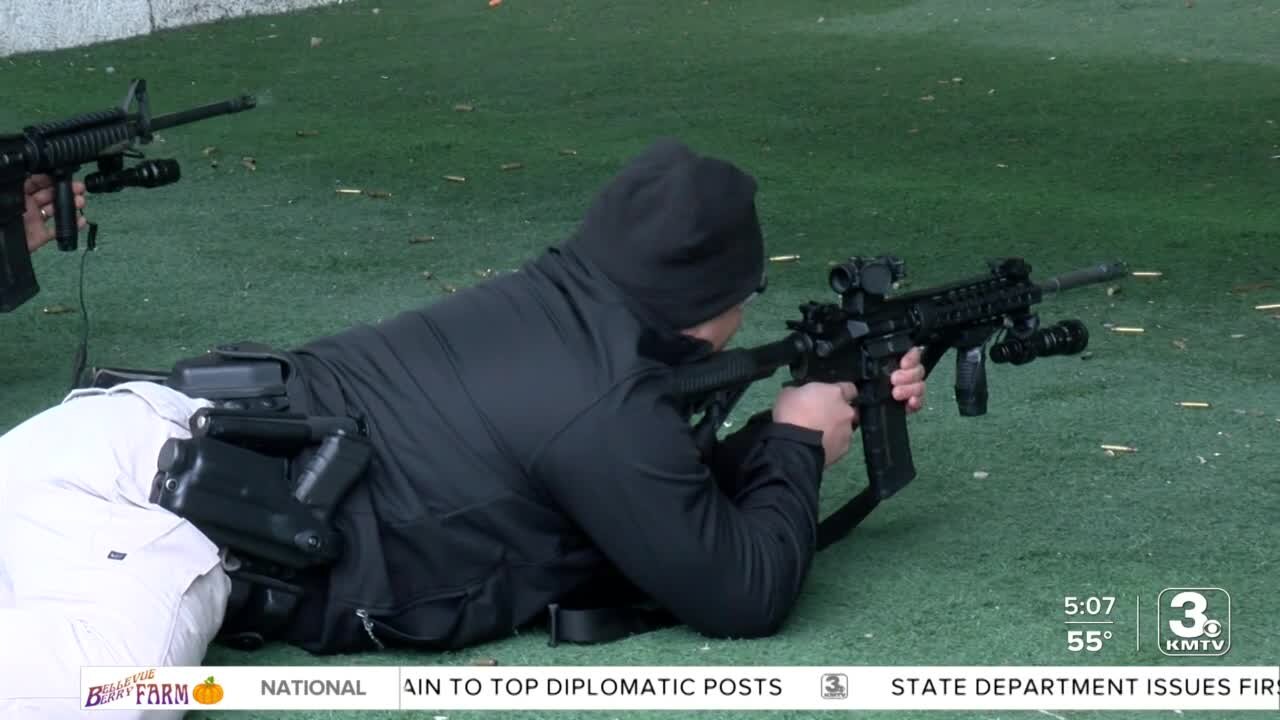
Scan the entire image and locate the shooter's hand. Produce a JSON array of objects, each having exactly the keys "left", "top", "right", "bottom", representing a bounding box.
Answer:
[
  {"left": 773, "top": 381, "right": 859, "bottom": 468},
  {"left": 891, "top": 347, "right": 927, "bottom": 413},
  {"left": 23, "top": 174, "right": 88, "bottom": 253}
]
